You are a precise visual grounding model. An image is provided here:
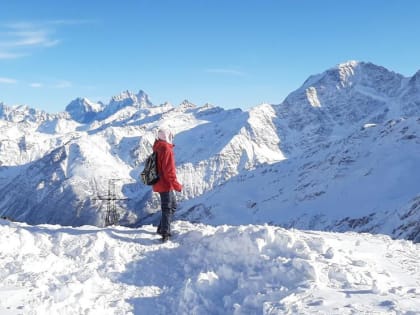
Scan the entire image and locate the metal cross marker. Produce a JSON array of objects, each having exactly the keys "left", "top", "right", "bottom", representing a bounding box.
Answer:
[{"left": 94, "top": 179, "right": 128, "bottom": 226}]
